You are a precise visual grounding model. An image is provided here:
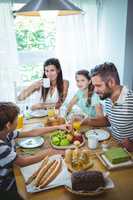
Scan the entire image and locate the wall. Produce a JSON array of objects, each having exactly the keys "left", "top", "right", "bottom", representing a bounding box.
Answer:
[
  {"left": 98, "top": 0, "right": 128, "bottom": 83},
  {"left": 123, "top": 0, "right": 133, "bottom": 89}
]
